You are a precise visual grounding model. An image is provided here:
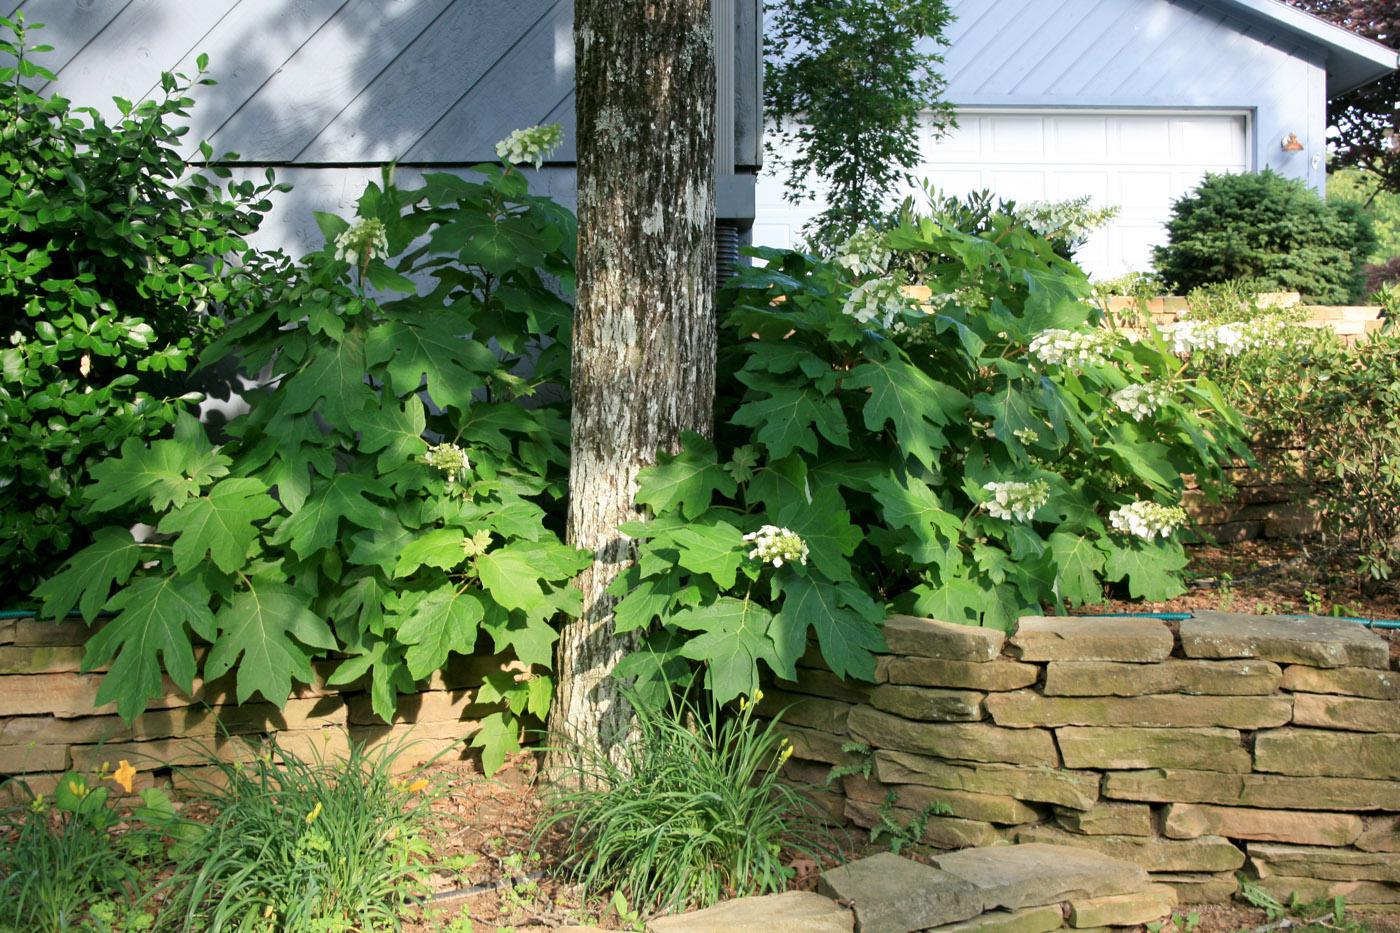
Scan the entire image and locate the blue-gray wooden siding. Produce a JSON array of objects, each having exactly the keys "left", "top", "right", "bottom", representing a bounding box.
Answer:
[
  {"left": 10, "top": 0, "right": 761, "bottom": 253},
  {"left": 937, "top": 0, "right": 1329, "bottom": 192}
]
